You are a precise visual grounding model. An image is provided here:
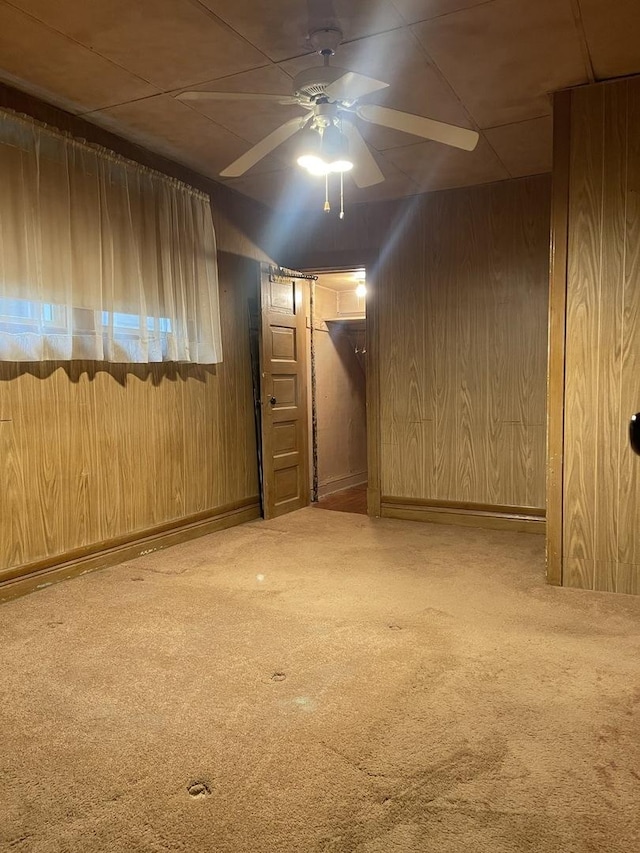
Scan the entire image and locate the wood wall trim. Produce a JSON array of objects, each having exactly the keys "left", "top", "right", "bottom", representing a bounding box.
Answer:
[
  {"left": 318, "top": 471, "right": 367, "bottom": 499},
  {"left": 381, "top": 498, "right": 545, "bottom": 534},
  {"left": 0, "top": 498, "right": 260, "bottom": 603},
  {"left": 382, "top": 496, "right": 545, "bottom": 516},
  {"left": 546, "top": 90, "right": 573, "bottom": 585}
]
